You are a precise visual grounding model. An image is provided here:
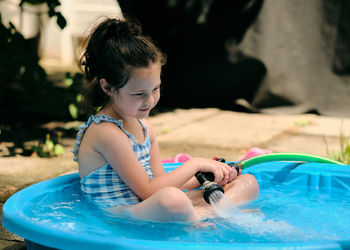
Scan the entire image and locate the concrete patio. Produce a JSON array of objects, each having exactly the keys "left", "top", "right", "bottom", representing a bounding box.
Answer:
[{"left": 1, "top": 108, "right": 349, "bottom": 249}]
